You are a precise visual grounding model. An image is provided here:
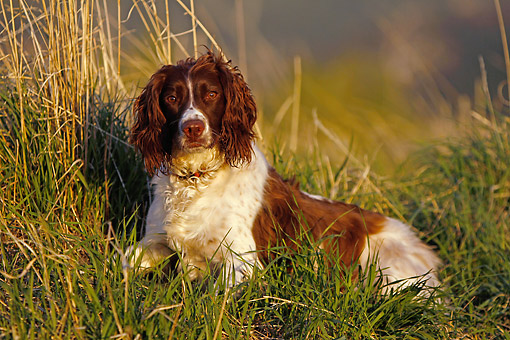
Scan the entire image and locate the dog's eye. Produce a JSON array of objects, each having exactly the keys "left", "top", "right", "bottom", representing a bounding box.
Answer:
[
  {"left": 206, "top": 91, "right": 218, "bottom": 100},
  {"left": 167, "top": 95, "right": 177, "bottom": 103}
]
